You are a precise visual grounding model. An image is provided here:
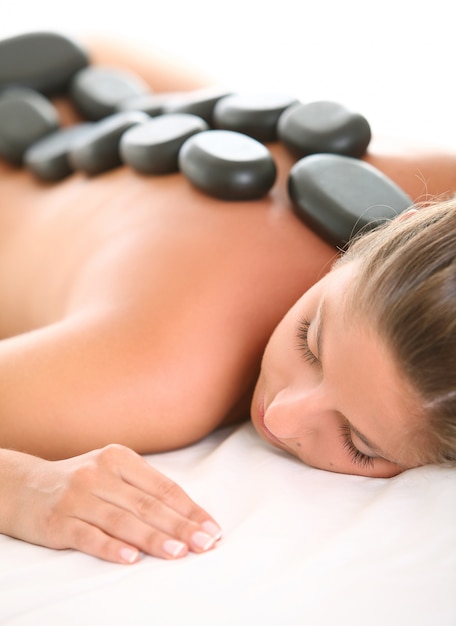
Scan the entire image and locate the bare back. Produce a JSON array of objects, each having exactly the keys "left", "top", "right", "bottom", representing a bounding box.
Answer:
[{"left": 0, "top": 140, "right": 338, "bottom": 457}]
